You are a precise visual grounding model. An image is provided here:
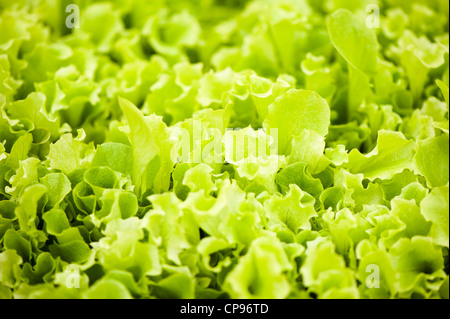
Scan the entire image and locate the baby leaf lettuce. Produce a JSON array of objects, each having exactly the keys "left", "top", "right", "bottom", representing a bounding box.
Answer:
[{"left": 0, "top": 0, "right": 448, "bottom": 300}]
